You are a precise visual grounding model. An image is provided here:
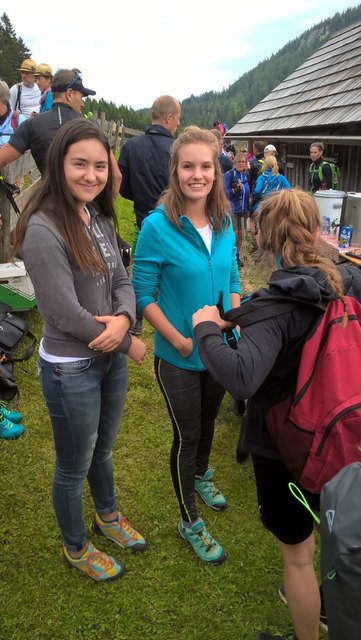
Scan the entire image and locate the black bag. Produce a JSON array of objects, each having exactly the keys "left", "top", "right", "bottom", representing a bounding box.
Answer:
[
  {"left": 320, "top": 462, "right": 361, "bottom": 640},
  {"left": 0, "top": 303, "right": 36, "bottom": 402}
]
